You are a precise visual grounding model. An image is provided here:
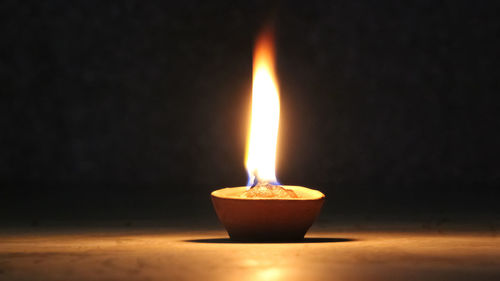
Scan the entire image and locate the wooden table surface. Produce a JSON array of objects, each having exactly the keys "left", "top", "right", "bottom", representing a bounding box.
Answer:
[{"left": 1, "top": 224, "right": 499, "bottom": 281}]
